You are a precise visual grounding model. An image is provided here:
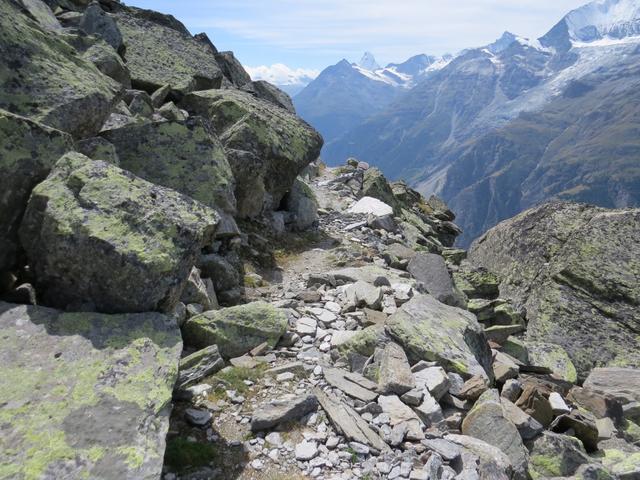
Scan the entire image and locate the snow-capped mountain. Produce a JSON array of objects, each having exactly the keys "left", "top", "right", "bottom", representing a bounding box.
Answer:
[
  {"left": 321, "top": 0, "right": 640, "bottom": 246},
  {"left": 293, "top": 52, "right": 451, "bottom": 147},
  {"left": 244, "top": 64, "right": 319, "bottom": 96}
]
